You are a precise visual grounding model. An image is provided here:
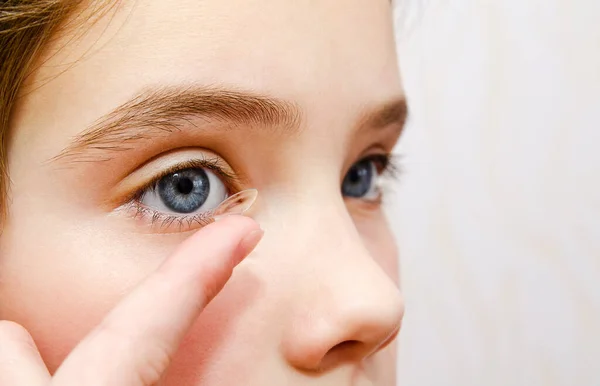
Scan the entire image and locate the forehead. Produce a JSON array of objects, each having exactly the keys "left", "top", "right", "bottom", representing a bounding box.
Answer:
[{"left": 16, "top": 0, "right": 401, "bottom": 150}]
